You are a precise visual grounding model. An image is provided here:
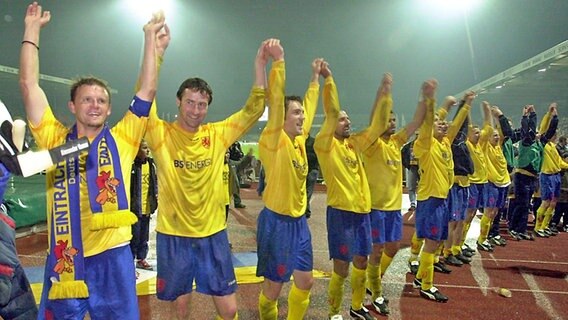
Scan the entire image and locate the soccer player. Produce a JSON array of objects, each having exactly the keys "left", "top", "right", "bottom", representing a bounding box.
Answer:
[
  {"left": 145, "top": 39, "right": 272, "bottom": 319},
  {"left": 362, "top": 76, "right": 428, "bottom": 315},
  {"left": 533, "top": 104, "right": 567, "bottom": 237},
  {"left": 475, "top": 103, "right": 512, "bottom": 248},
  {"left": 315, "top": 66, "right": 392, "bottom": 320},
  {"left": 20, "top": 2, "right": 166, "bottom": 318},
  {"left": 438, "top": 94, "right": 475, "bottom": 267},
  {"left": 462, "top": 120, "right": 489, "bottom": 252},
  {"left": 256, "top": 49, "right": 323, "bottom": 319},
  {"left": 412, "top": 84, "right": 471, "bottom": 302},
  {"left": 488, "top": 109, "right": 521, "bottom": 245}
]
